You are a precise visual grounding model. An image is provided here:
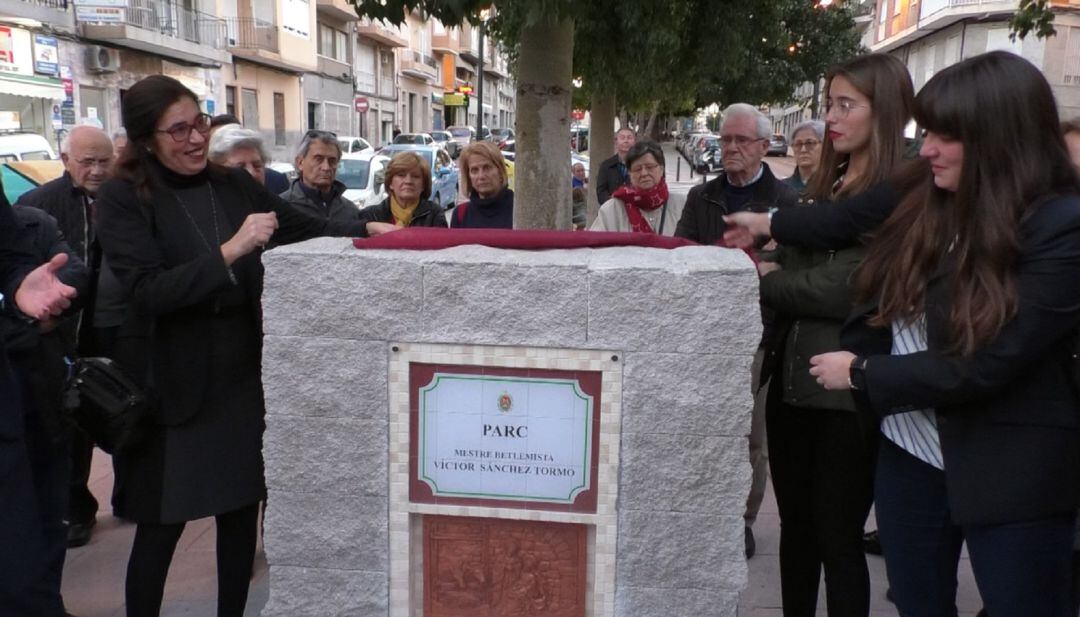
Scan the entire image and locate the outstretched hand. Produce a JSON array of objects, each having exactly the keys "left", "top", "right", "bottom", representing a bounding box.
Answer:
[
  {"left": 14, "top": 253, "right": 77, "bottom": 320},
  {"left": 722, "top": 212, "right": 772, "bottom": 249}
]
